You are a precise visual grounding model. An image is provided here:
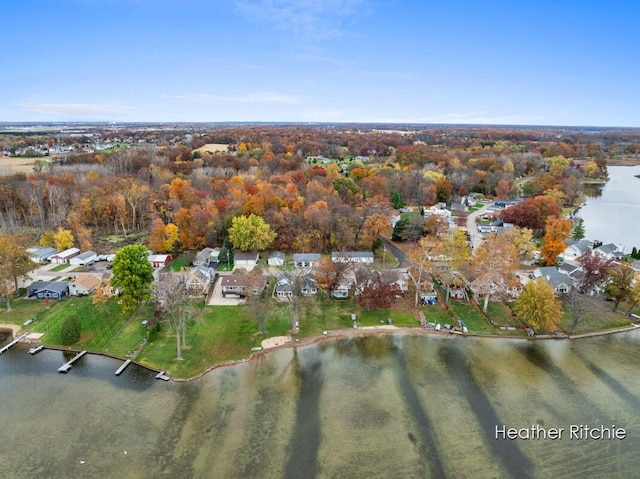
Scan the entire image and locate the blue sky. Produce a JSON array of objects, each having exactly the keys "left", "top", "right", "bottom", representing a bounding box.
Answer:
[{"left": 2, "top": 0, "right": 639, "bottom": 126}]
